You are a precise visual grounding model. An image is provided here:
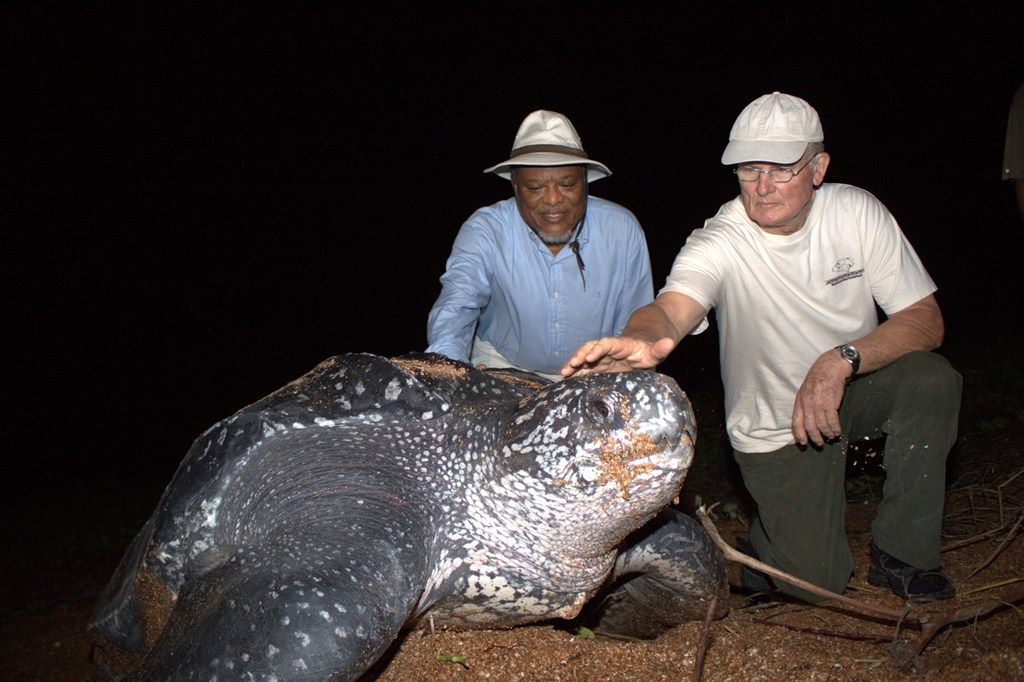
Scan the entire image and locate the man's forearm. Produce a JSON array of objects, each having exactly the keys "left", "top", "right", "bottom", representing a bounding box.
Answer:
[
  {"left": 848, "top": 296, "right": 944, "bottom": 375},
  {"left": 621, "top": 302, "right": 686, "bottom": 345},
  {"left": 622, "top": 292, "right": 708, "bottom": 344}
]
